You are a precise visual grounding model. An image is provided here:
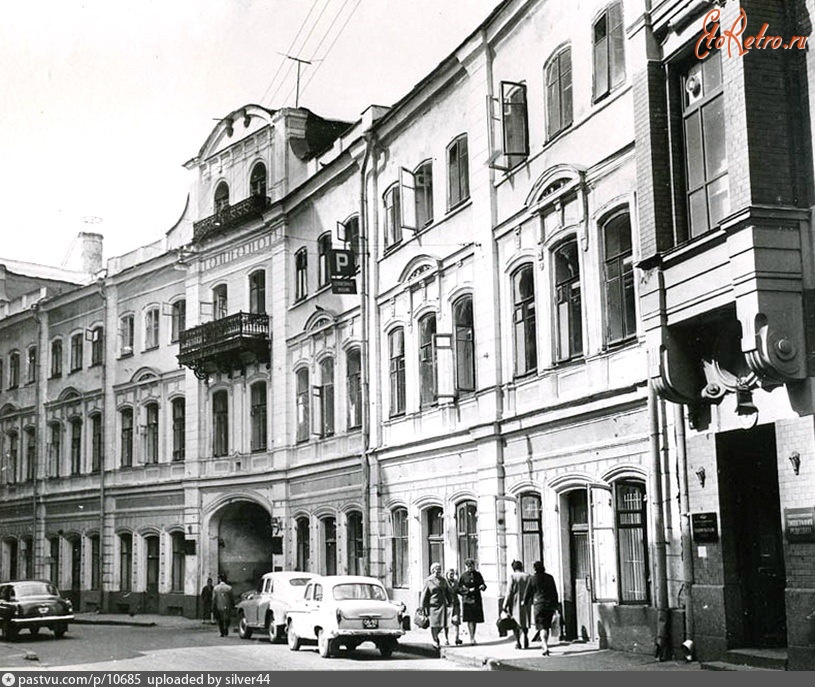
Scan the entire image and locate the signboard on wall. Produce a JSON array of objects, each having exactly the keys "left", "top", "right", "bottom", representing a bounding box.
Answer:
[
  {"left": 784, "top": 507, "right": 815, "bottom": 542},
  {"left": 328, "top": 249, "right": 357, "bottom": 294},
  {"left": 691, "top": 512, "right": 719, "bottom": 543}
]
